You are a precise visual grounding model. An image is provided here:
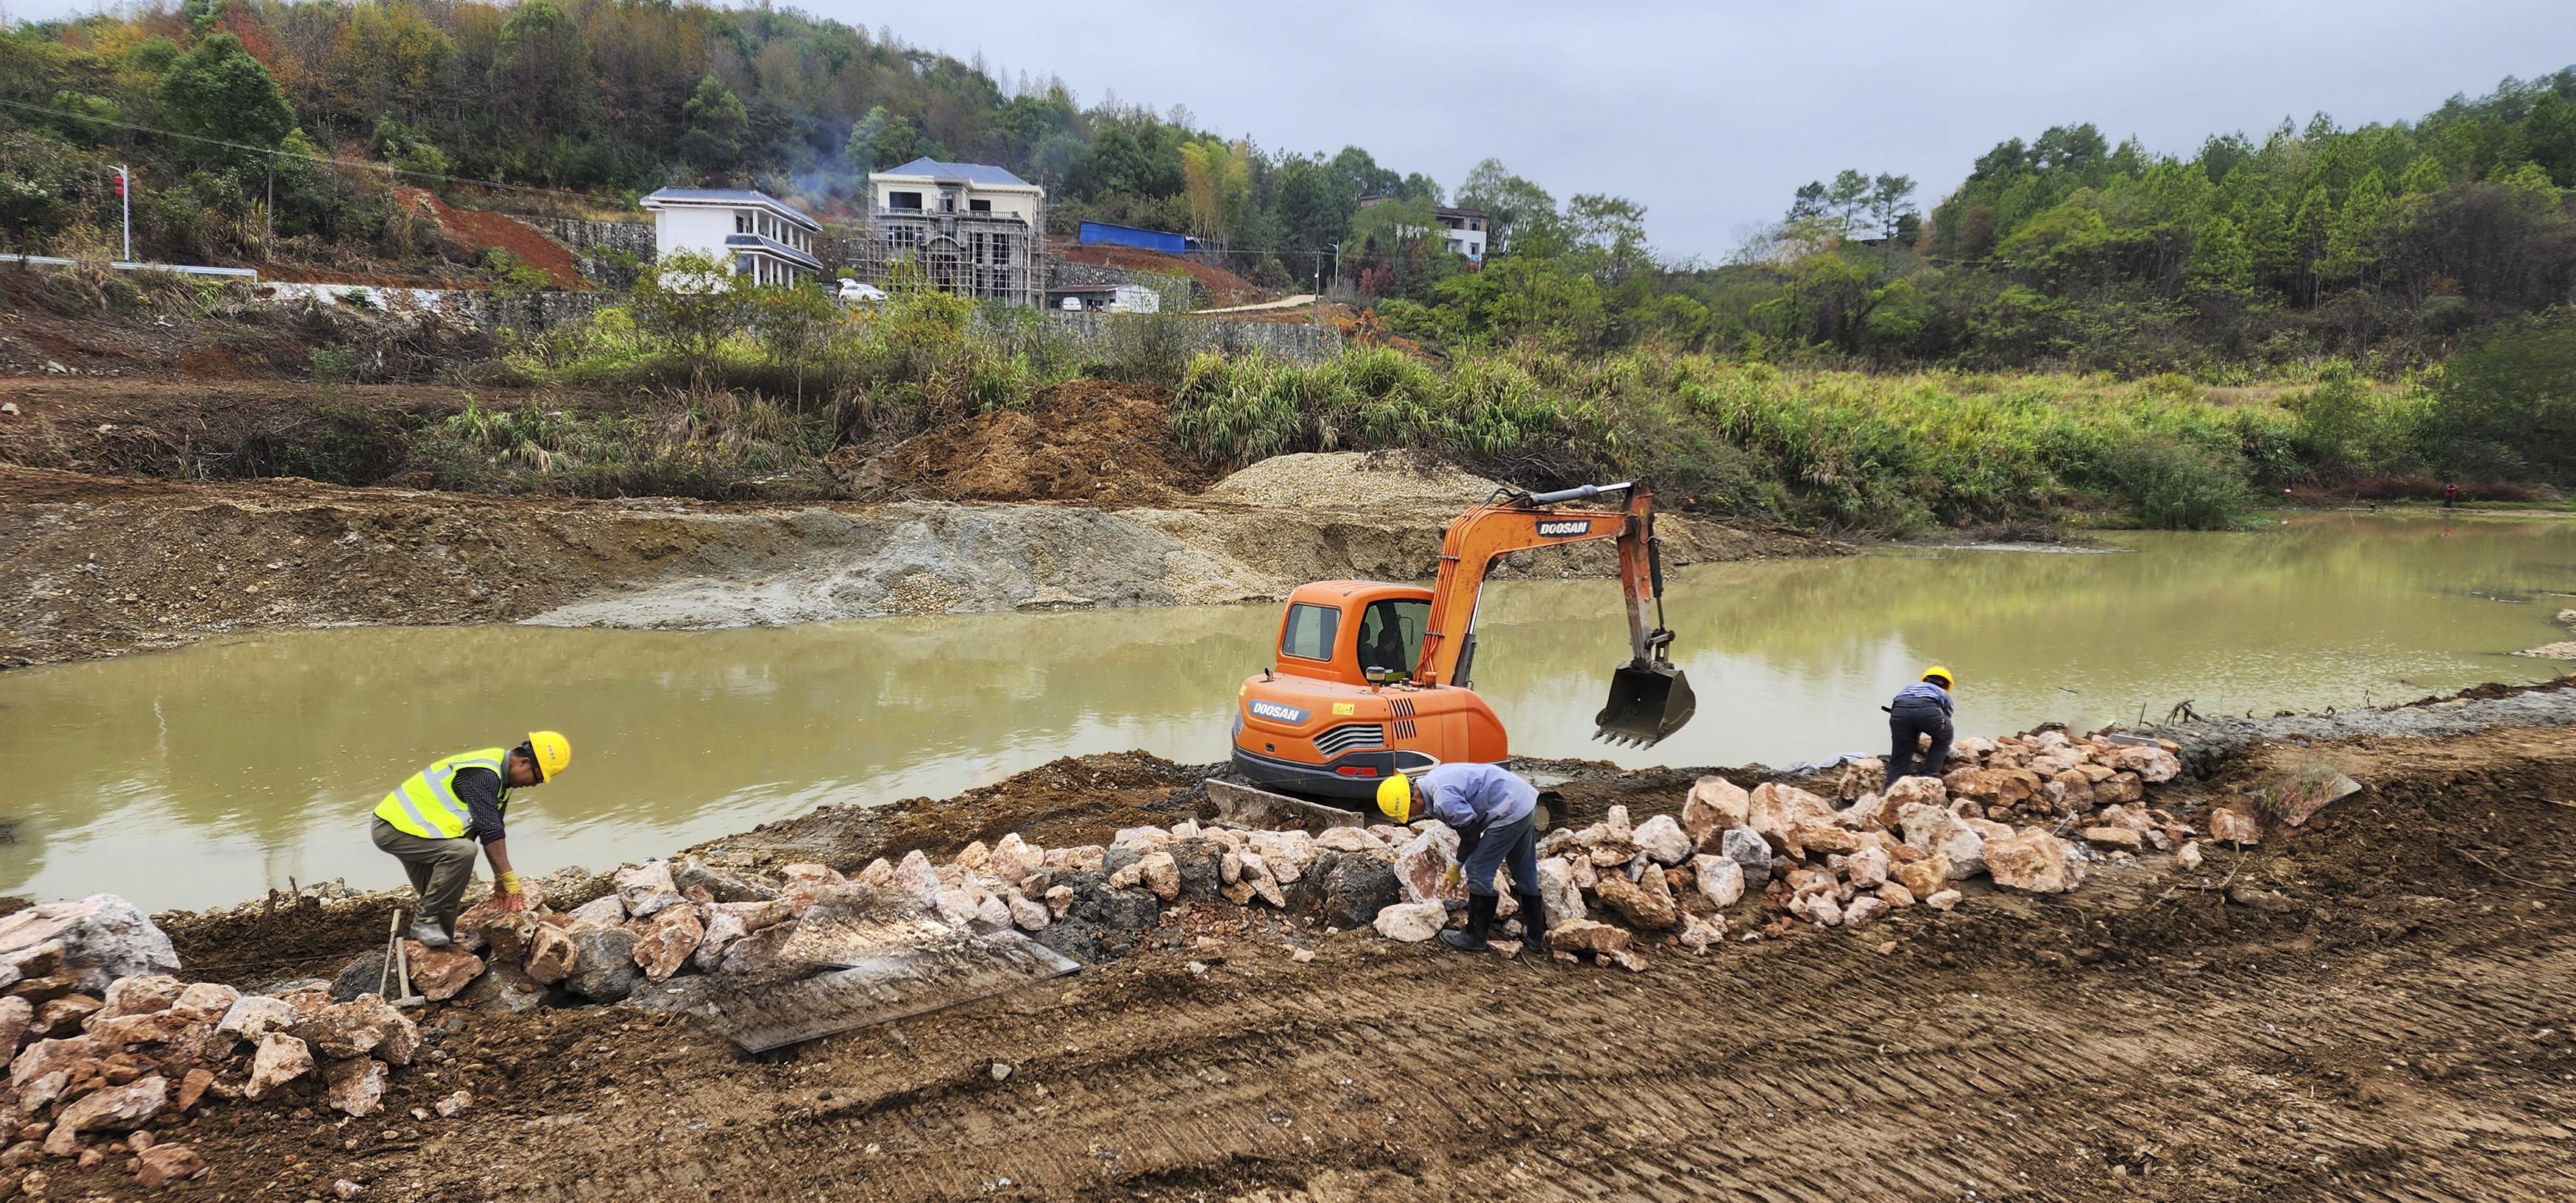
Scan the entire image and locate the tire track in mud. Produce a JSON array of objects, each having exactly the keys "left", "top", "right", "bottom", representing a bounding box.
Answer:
[
  {"left": 174, "top": 725, "right": 2576, "bottom": 1202},
  {"left": 469, "top": 928, "right": 2576, "bottom": 1203}
]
